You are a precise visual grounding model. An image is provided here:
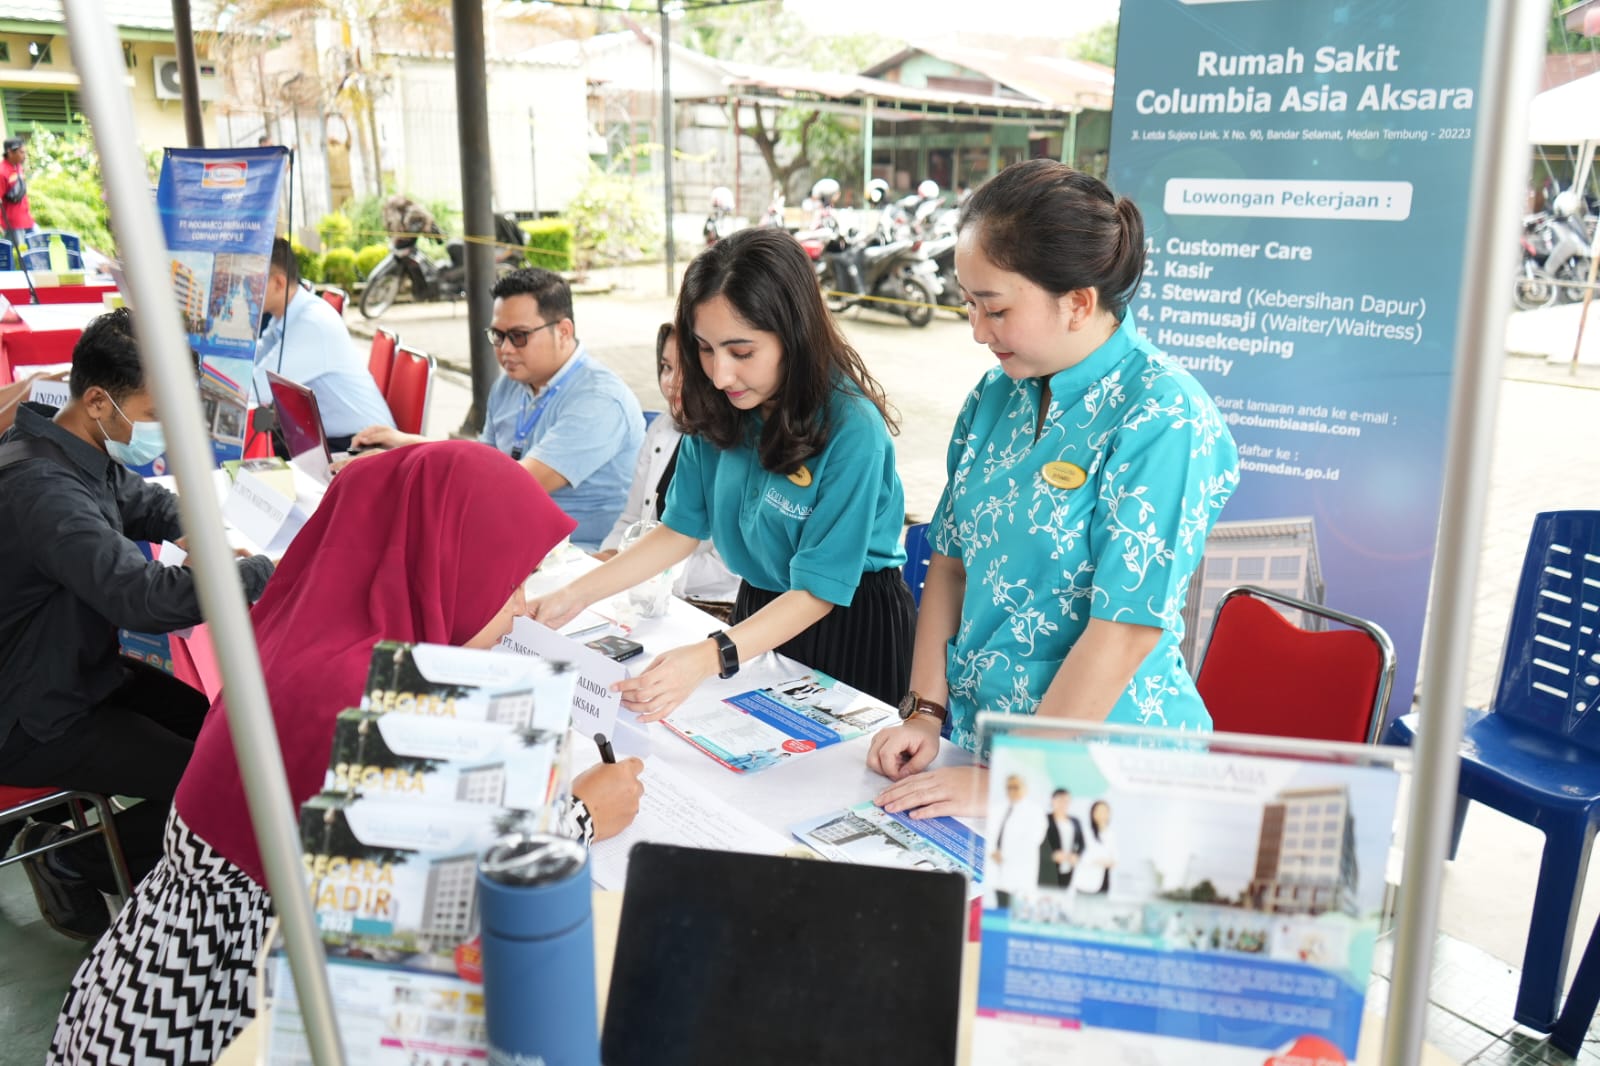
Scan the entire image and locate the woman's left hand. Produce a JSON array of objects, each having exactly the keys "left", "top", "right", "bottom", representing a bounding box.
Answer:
[
  {"left": 612, "top": 640, "right": 717, "bottom": 722},
  {"left": 874, "top": 765, "right": 989, "bottom": 820}
]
